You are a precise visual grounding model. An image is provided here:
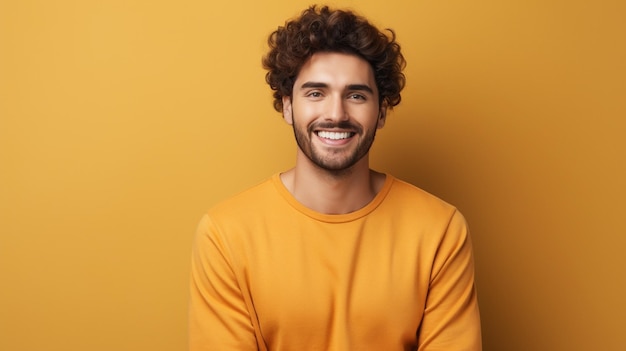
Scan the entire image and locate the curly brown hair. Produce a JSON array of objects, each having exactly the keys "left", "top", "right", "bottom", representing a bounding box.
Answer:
[{"left": 262, "top": 5, "right": 406, "bottom": 113}]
